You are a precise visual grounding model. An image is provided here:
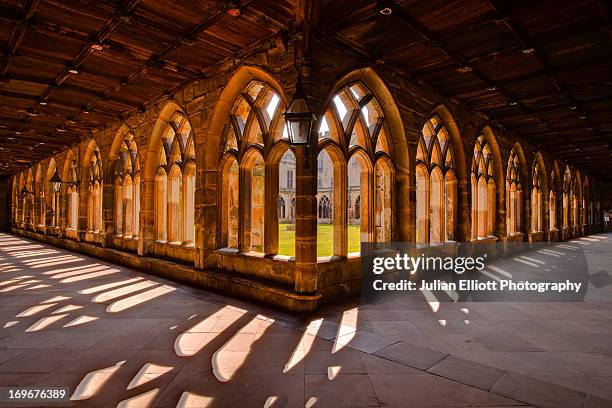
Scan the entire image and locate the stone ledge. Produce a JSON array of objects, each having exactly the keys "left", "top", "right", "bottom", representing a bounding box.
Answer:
[{"left": 11, "top": 228, "right": 320, "bottom": 312}]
